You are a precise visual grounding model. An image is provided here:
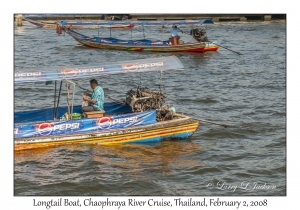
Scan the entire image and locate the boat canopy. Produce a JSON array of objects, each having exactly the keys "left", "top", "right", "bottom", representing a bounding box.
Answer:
[
  {"left": 58, "top": 19, "right": 214, "bottom": 27},
  {"left": 14, "top": 56, "right": 184, "bottom": 83},
  {"left": 25, "top": 14, "right": 89, "bottom": 18}
]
